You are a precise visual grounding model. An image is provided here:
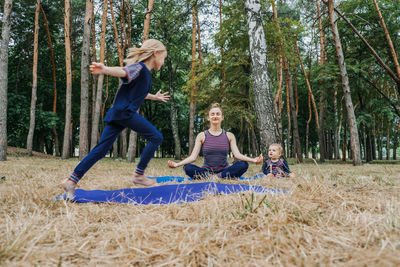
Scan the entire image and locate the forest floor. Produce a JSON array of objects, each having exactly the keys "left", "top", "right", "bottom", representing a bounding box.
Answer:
[{"left": 0, "top": 148, "right": 399, "bottom": 266}]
